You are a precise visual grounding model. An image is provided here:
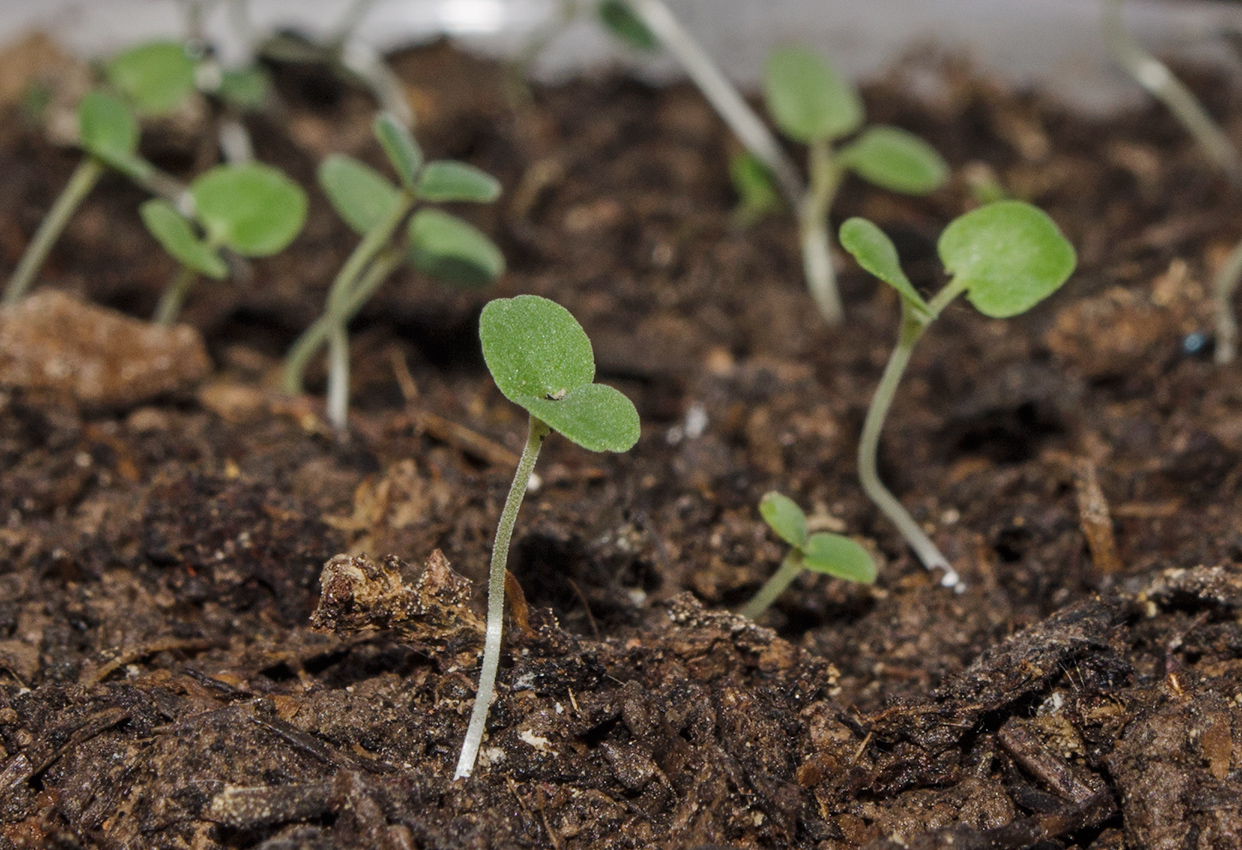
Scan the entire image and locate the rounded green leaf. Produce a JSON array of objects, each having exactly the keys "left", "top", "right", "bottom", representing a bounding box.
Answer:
[
  {"left": 597, "top": 0, "right": 658, "bottom": 51},
  {"left": 319, "top": 154, "right": 401, "bottom": 236},
  {"left": 77, "top": 91, "right": 139, "bottom": 165},
  {"left": 218, "top": 67, "right": 271, "bottom": 110},
  {"left": 938, "top": 201, "right": 1077, "bottom": 318},
  {"left": 408, "top": 209, "right": 504, "bottom": 287},
  {"left": 374, "top": 113, "right": 423, "bottom": 190},
  {"left": 801, "top": 533, "right": 877, "bottom": 584},
  {"left": 764, "top": 46, "right": 862, "bottom": 143},
  {"left": 105, "top": 41, "right": 197, "bottom": 115},
  {"left": 758, "top": 492, "right": 809, "bottom": 549},
  {"left": 479, "top": 294, "right": 596, "bottom": 404},
  {"left": 415, "top": 161, "right": 501, "bottom": 203},
  {"left": 191, "top": 163, "right": 308, "bottom": 256},
  {"left": 140, "top": 199, "right": 228, "bottom": 279},
  {"left": 839, "top": 126, "right": 949, "bottom": 194},
  {"left": 839, "top": 218, "right": 929, "bottom": 314},
  {"left": 523, "top": 383, "right": 641, "bottom": 452}
]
